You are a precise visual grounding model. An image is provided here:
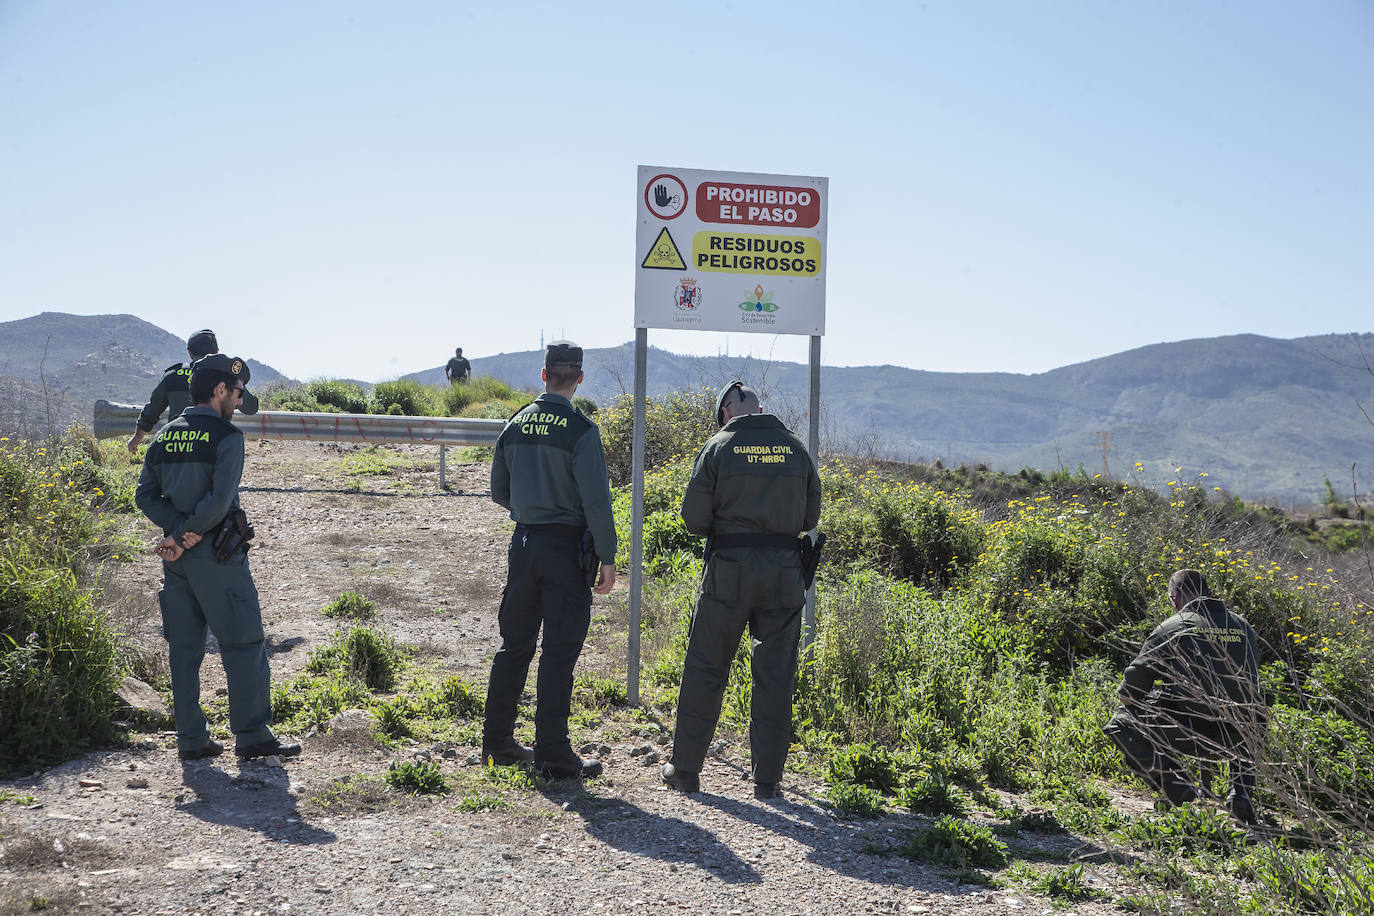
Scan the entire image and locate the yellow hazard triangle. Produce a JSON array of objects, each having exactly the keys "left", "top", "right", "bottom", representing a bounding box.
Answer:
[{"left": 641, "top": 228, "right": 686, "bottom": 270}]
